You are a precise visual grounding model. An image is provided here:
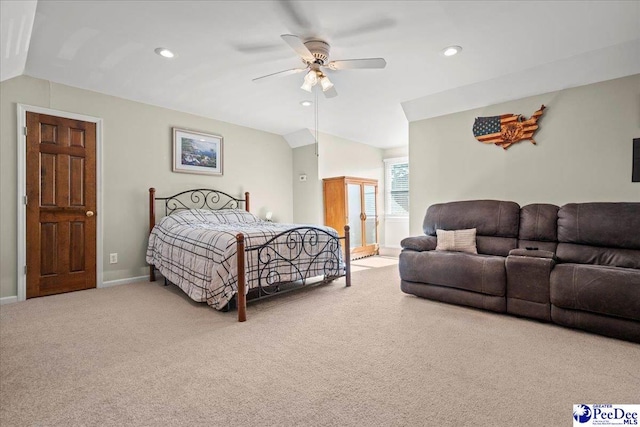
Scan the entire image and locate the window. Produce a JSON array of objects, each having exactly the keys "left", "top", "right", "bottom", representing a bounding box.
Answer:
[{"left": 384, "top": 157, "right": 409, "bottom": 217}]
